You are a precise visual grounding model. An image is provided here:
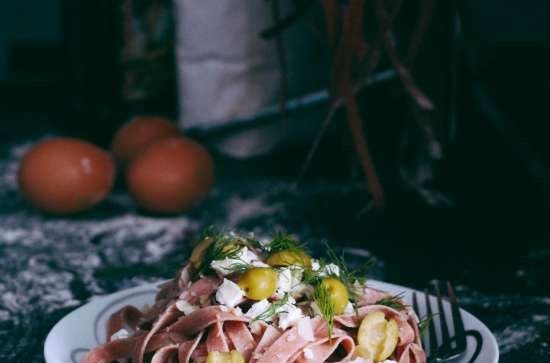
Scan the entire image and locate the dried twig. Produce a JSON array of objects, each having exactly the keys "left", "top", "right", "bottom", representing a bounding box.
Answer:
[
  {"left": 405, "top": 0, "right": 434, "bottom": 64},
  {"left": 374, "top": 0, "right": 433, "bottom": 110}
]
